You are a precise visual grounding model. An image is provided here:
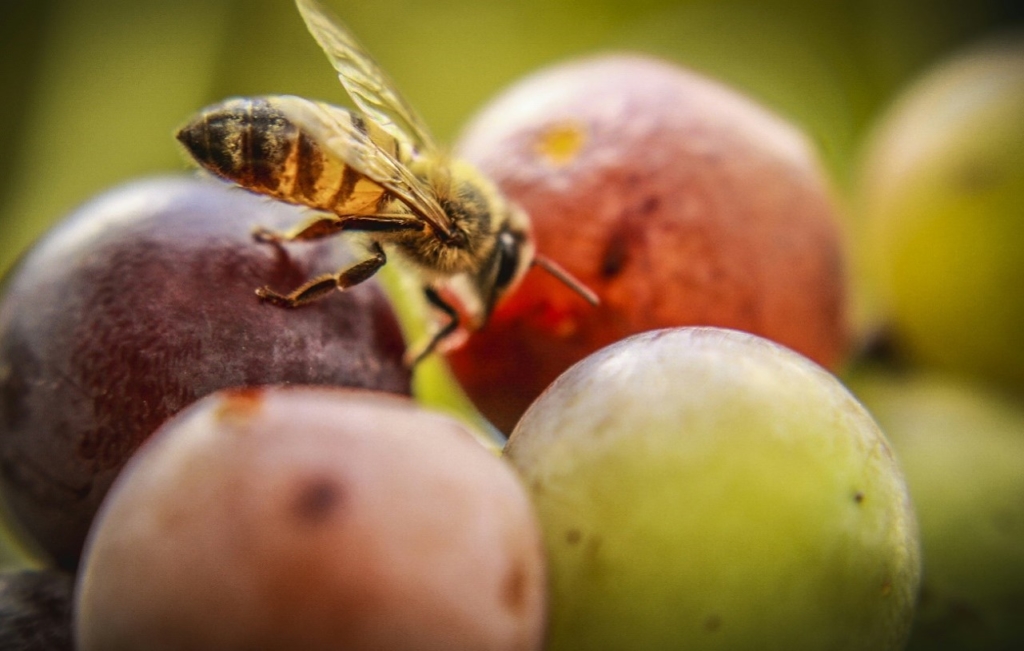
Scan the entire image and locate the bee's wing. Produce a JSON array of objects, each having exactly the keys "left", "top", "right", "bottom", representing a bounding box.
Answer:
[
  {"left": 296, "top": 0, "right": 439, "bottom": 157},
  {"left": 283, "top": 98, "right": 454, "bottom": 237}
]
